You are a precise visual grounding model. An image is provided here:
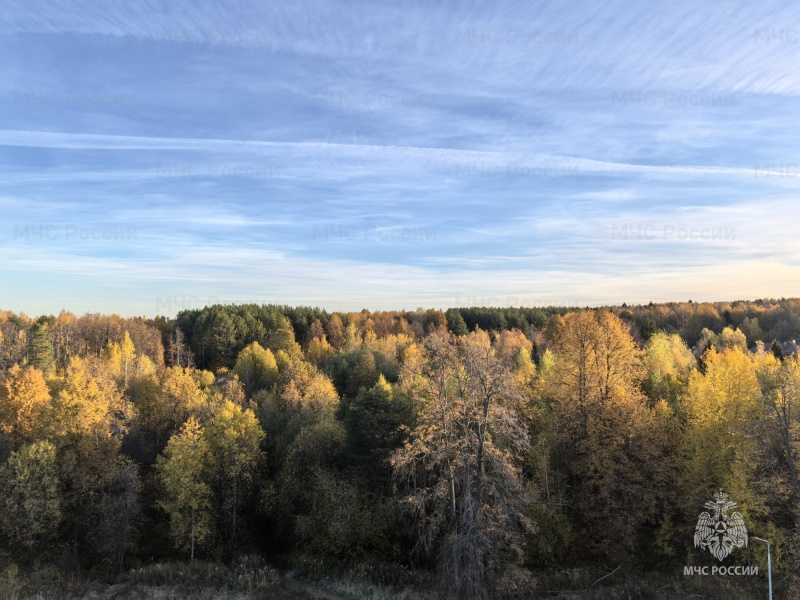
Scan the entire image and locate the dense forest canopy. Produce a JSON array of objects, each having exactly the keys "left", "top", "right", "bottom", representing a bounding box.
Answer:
[{"left": 1, "top": 297, "right": 799, "bottom": 598}]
